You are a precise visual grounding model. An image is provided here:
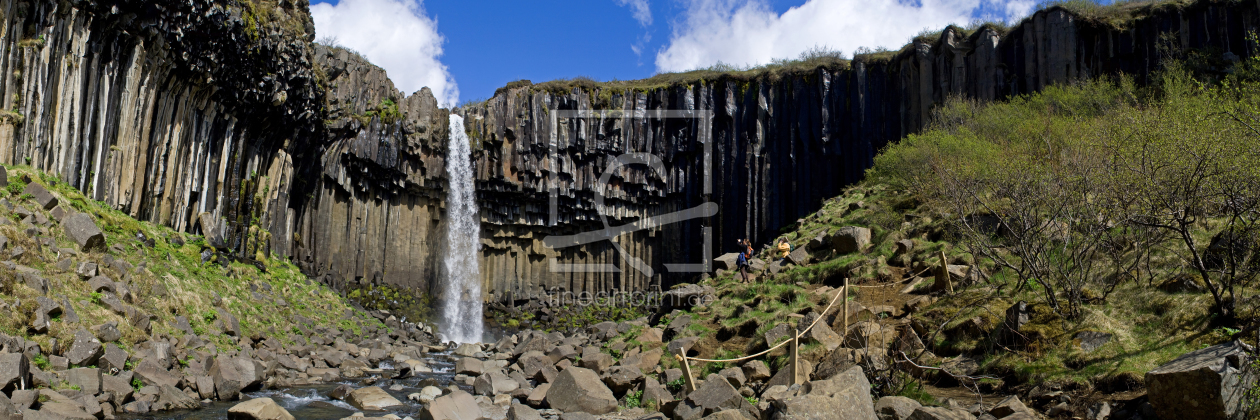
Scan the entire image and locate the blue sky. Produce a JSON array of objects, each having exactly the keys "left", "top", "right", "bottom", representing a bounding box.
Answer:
[{"left": 309, "top": 0, "right": 1055, "bottom": 106}]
